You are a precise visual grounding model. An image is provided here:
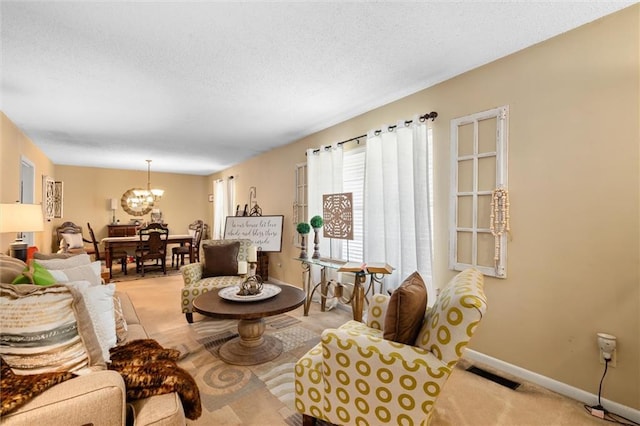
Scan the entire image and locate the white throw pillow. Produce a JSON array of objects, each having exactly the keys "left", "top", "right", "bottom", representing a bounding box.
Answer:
[
  {"left": 66, "top": 282, "right": 117, "bottom": 362},
  {"left": 62, "top": 233, "right": 85, "bottom": 249},
  {"left": 36, "top": 253, "right": 91, "bottom": 270},
  {"left": 39, "top": 261, "right": 101, "bottom": 286}
]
